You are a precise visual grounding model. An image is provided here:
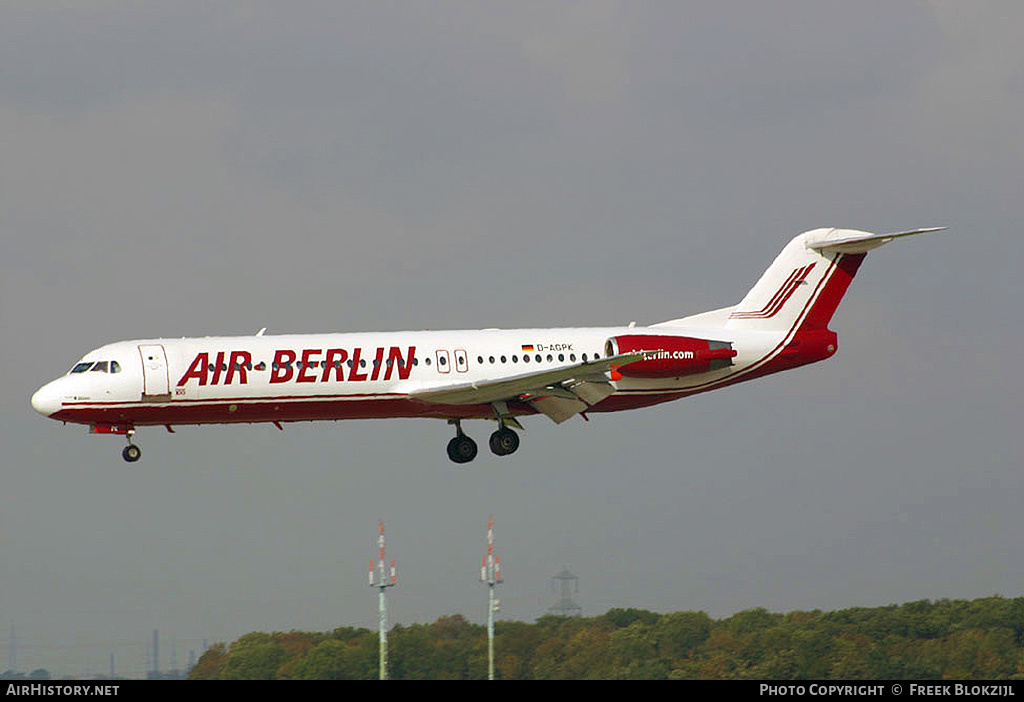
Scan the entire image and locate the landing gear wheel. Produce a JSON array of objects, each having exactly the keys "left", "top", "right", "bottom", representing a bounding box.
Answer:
[
  {"left": 489, "top": 427, "right": 520, "bottom": 456},
  {"left": 447, "top": 435, "right": 478, "bottom": 464},
  {"left": 122, "top": 444, "right": 142, "bottom": 463}
]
